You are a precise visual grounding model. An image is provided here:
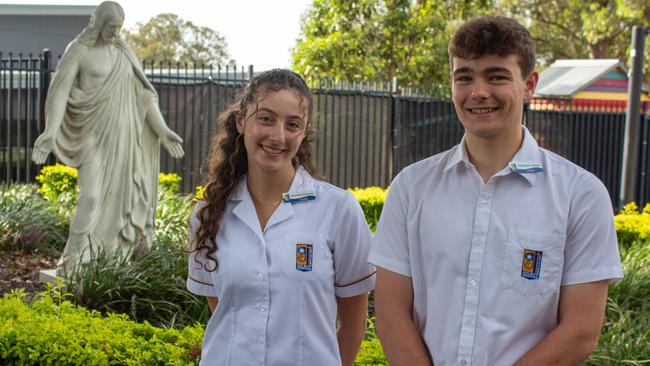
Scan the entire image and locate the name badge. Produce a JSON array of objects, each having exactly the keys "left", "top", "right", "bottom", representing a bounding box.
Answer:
[
  {"left": 509, "top": 162, "right": 544, "bottom": 173},
  {"left": 283, "top": 190, "right": 316, "bottom": 203},
  {"left": 521, "top": 249, "right": 543, "bottom": 280},
  {"left": 296, "top": 243, "right": 313, "bottom": 272}
]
